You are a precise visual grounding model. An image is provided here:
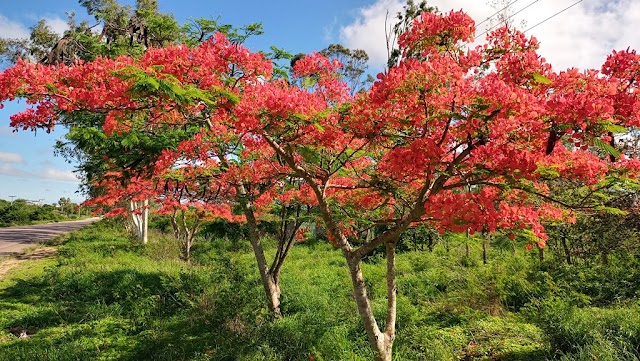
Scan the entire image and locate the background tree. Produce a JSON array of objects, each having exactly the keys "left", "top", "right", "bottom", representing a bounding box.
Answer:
[
  {"left": 386, "top": 0, "right": 436, "bottom": 69},
  {"left": 0, "top": 197, "right": 81, "bottom": 226},
  {"left": 1, "top": 0, "right": 269, "bottom": 243},
  {"left": 320, "top": 43, "right": 373, "bottom": 94},
  {"left": 0, "top": 19, "right": 60, "bottom": 65}
]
